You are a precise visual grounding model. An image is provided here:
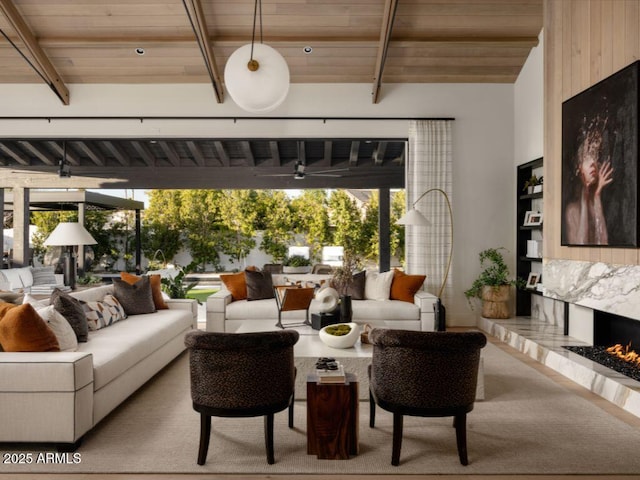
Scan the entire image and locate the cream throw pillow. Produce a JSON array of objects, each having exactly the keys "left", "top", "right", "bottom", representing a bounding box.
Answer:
[
  {"left": 36, "top": 305, "right": 78, "bottom": 352},
  {"left": 364, "top": 270, "right": 394, "bottom": 301}
]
